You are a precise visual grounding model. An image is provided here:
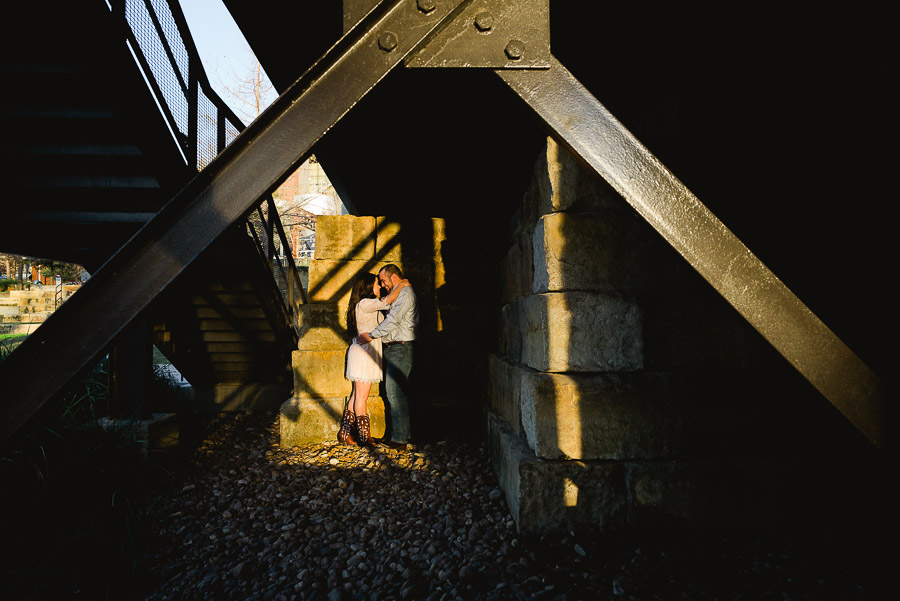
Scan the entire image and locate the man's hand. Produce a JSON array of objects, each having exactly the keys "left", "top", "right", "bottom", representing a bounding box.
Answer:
[{"left": 356, "top": 332, "right": 373, "bottom": 345}]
